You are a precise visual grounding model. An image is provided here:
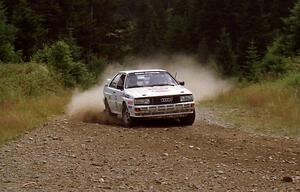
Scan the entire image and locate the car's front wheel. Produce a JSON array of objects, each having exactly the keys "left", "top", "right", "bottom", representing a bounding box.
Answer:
[
  {"left": 180, "top": 110, "right": 196, "bottom": 126},
  {"left": 122, "top": 104, "right": 135, "bottom": 127}
]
